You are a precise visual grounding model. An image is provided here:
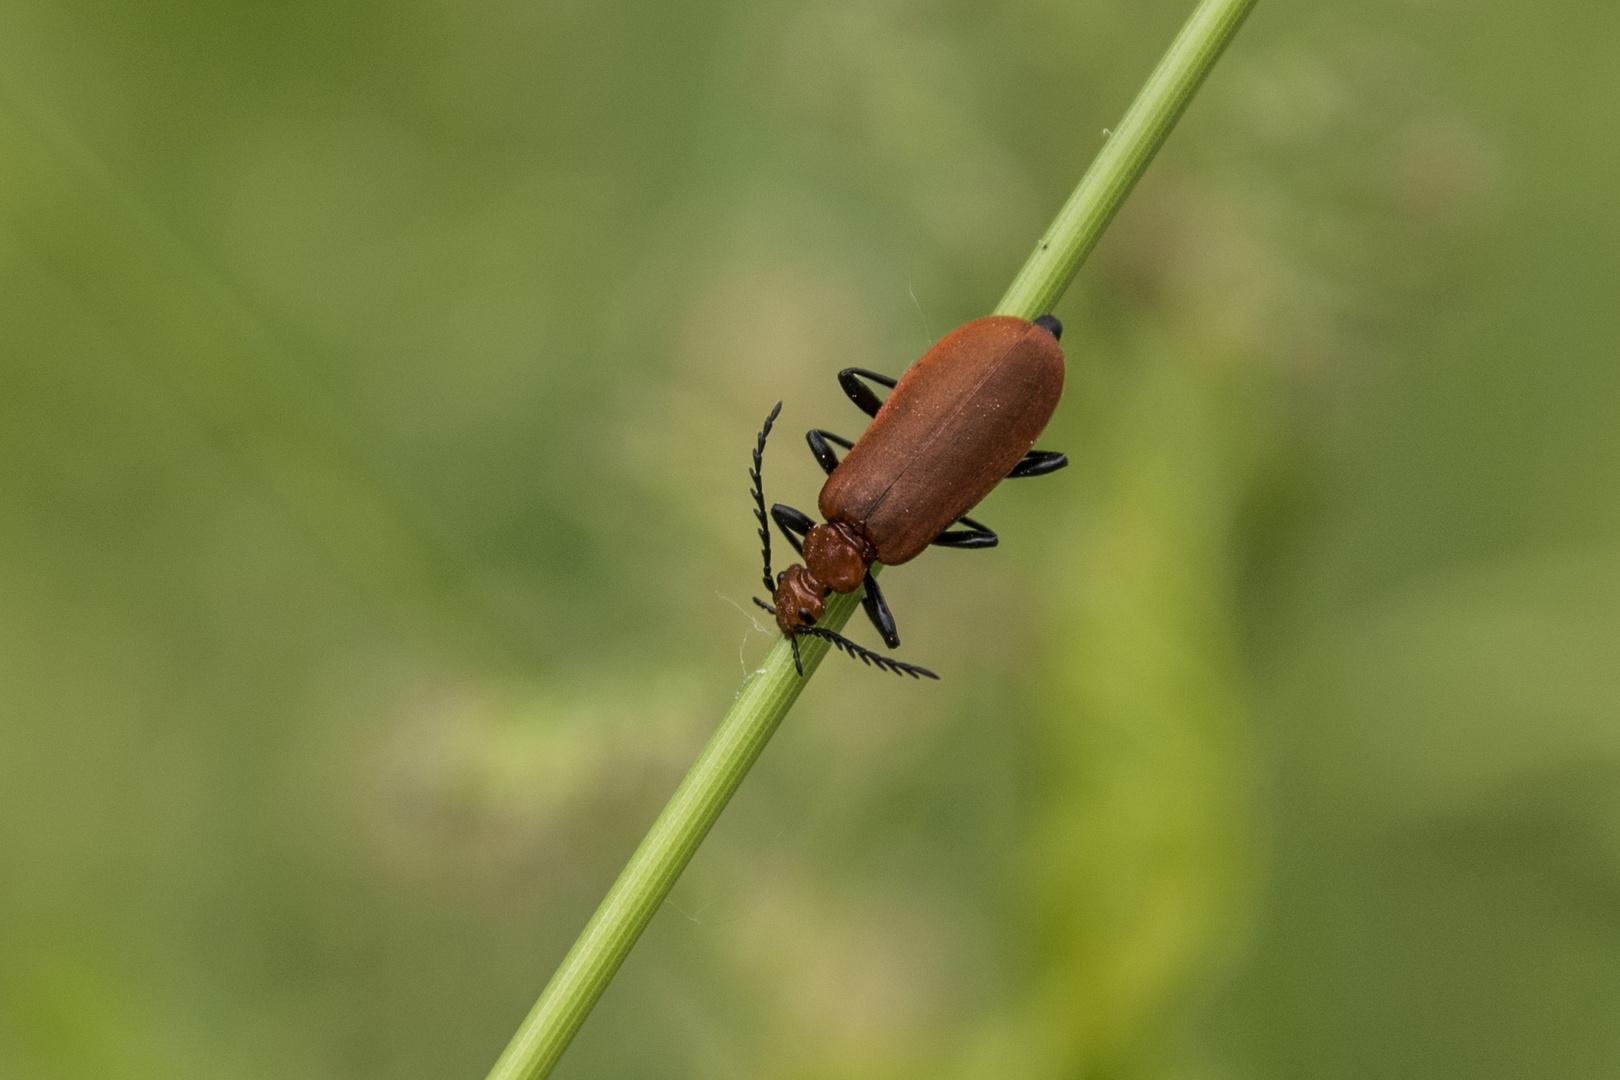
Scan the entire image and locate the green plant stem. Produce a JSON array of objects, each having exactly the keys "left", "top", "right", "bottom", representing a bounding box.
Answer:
[
  {"left": 484, "top": 583, "right": 868, "bottom": 1080},
  {"left": 996, "top": 0, "right": 1257, "bottom": 321},
  {"left": 485, "top": 1, "right": 1255, "bottom": 1076}
]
